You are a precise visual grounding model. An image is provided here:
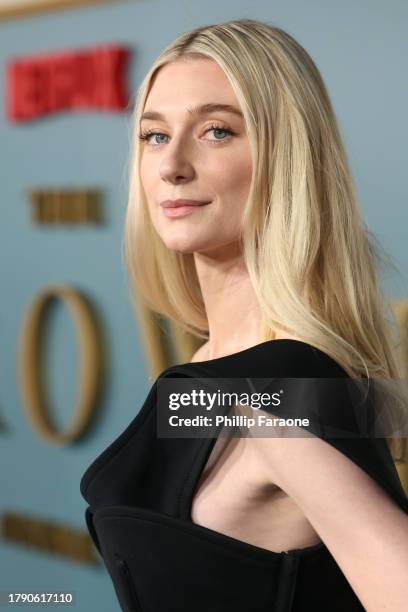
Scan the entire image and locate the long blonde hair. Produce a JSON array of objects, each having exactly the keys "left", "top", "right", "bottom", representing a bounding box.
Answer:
[{"left": 124, "top": 18, "right": 407, "bottom": 462}]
